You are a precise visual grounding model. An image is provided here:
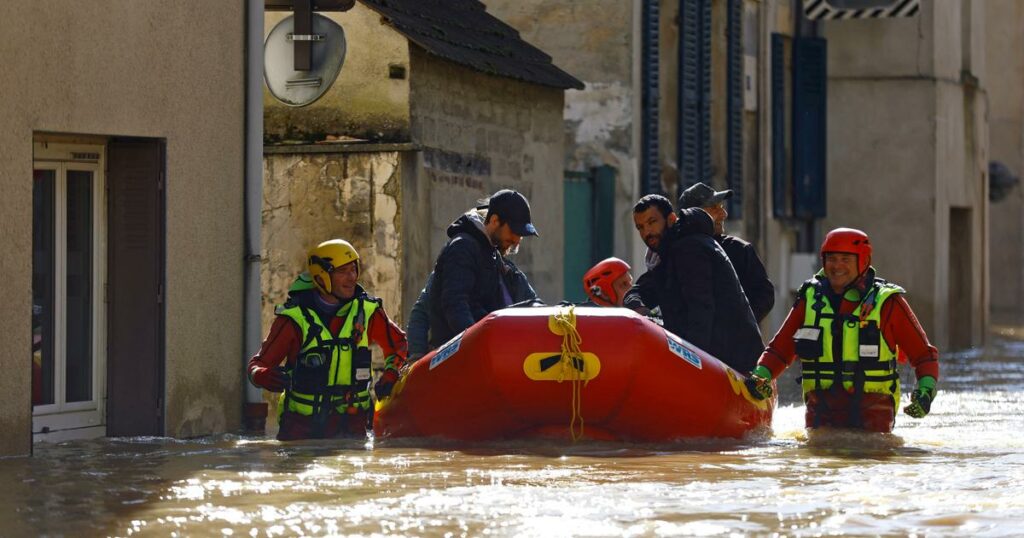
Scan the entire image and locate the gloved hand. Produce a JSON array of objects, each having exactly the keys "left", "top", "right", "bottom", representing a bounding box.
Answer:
[
  {"left": 903, "top": 376, "right": 936, "bottom": 418},
  {"left": 251, "top": 366, "right": 288, "bottom": 392},
  {"left": 374, "top": 367, "right": 400, "bottom": 399},
  {"left": 744, "top": 365, "right": 773, "bottom": 400}
]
